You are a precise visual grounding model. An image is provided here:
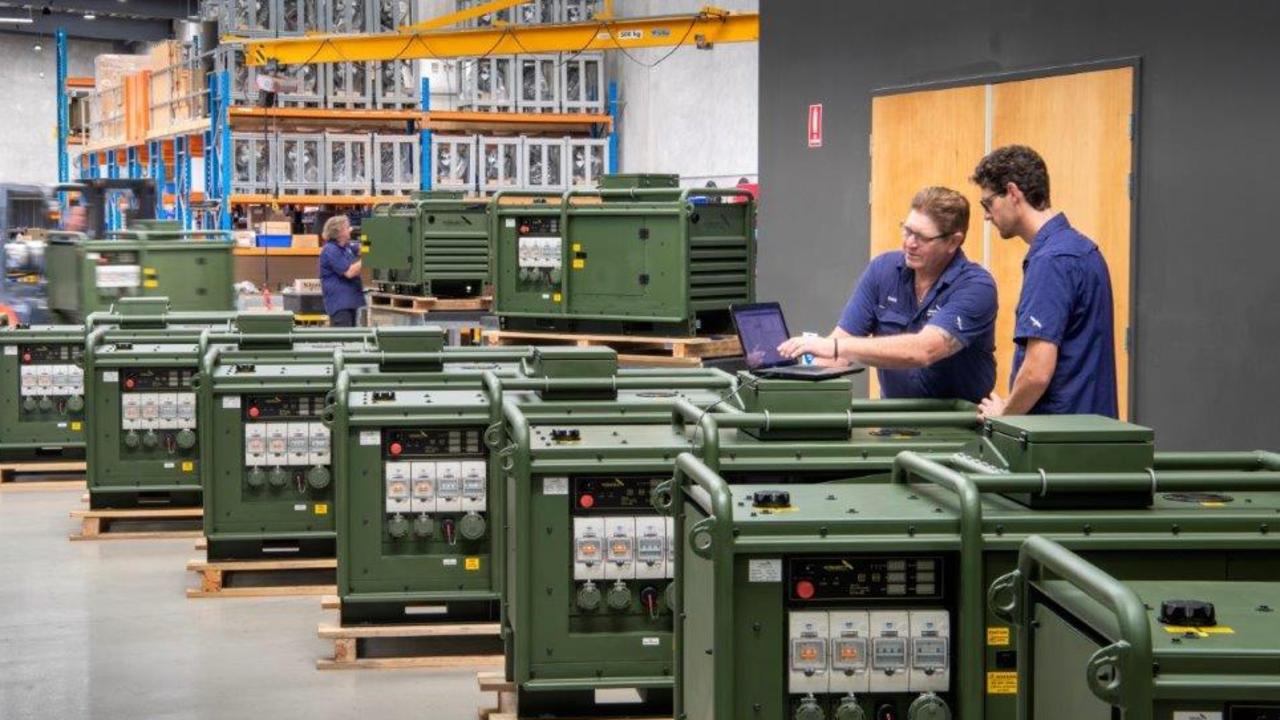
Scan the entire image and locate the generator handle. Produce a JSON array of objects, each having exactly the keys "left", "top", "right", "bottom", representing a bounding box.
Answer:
[{"left": 1009, "top": 535, "right": 1155, "bottom": 716}]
